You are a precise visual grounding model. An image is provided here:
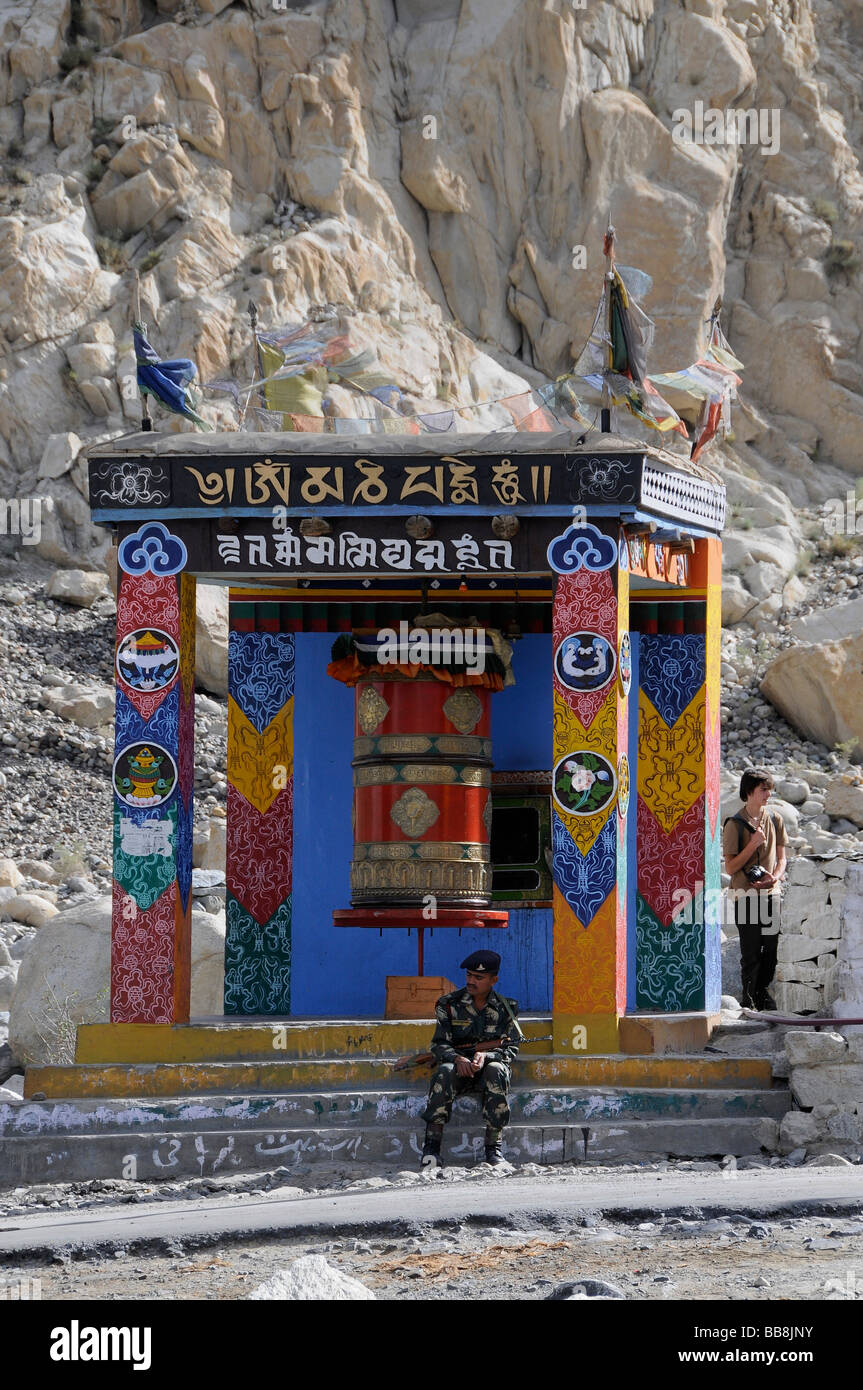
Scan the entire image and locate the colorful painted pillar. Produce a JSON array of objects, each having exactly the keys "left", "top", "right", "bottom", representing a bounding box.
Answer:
[
  {"left": 111, "top": 524, "right": 196, "bottom": 1023},
  {"left": 548, "top": 521, "right": 631, "bottom": 1053},
  {"left": 224, "top": 604, "right": 295, "bottom": 1014},
  {"left": 634, "top": 537, "right": 722, "bottom": 1012}
]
